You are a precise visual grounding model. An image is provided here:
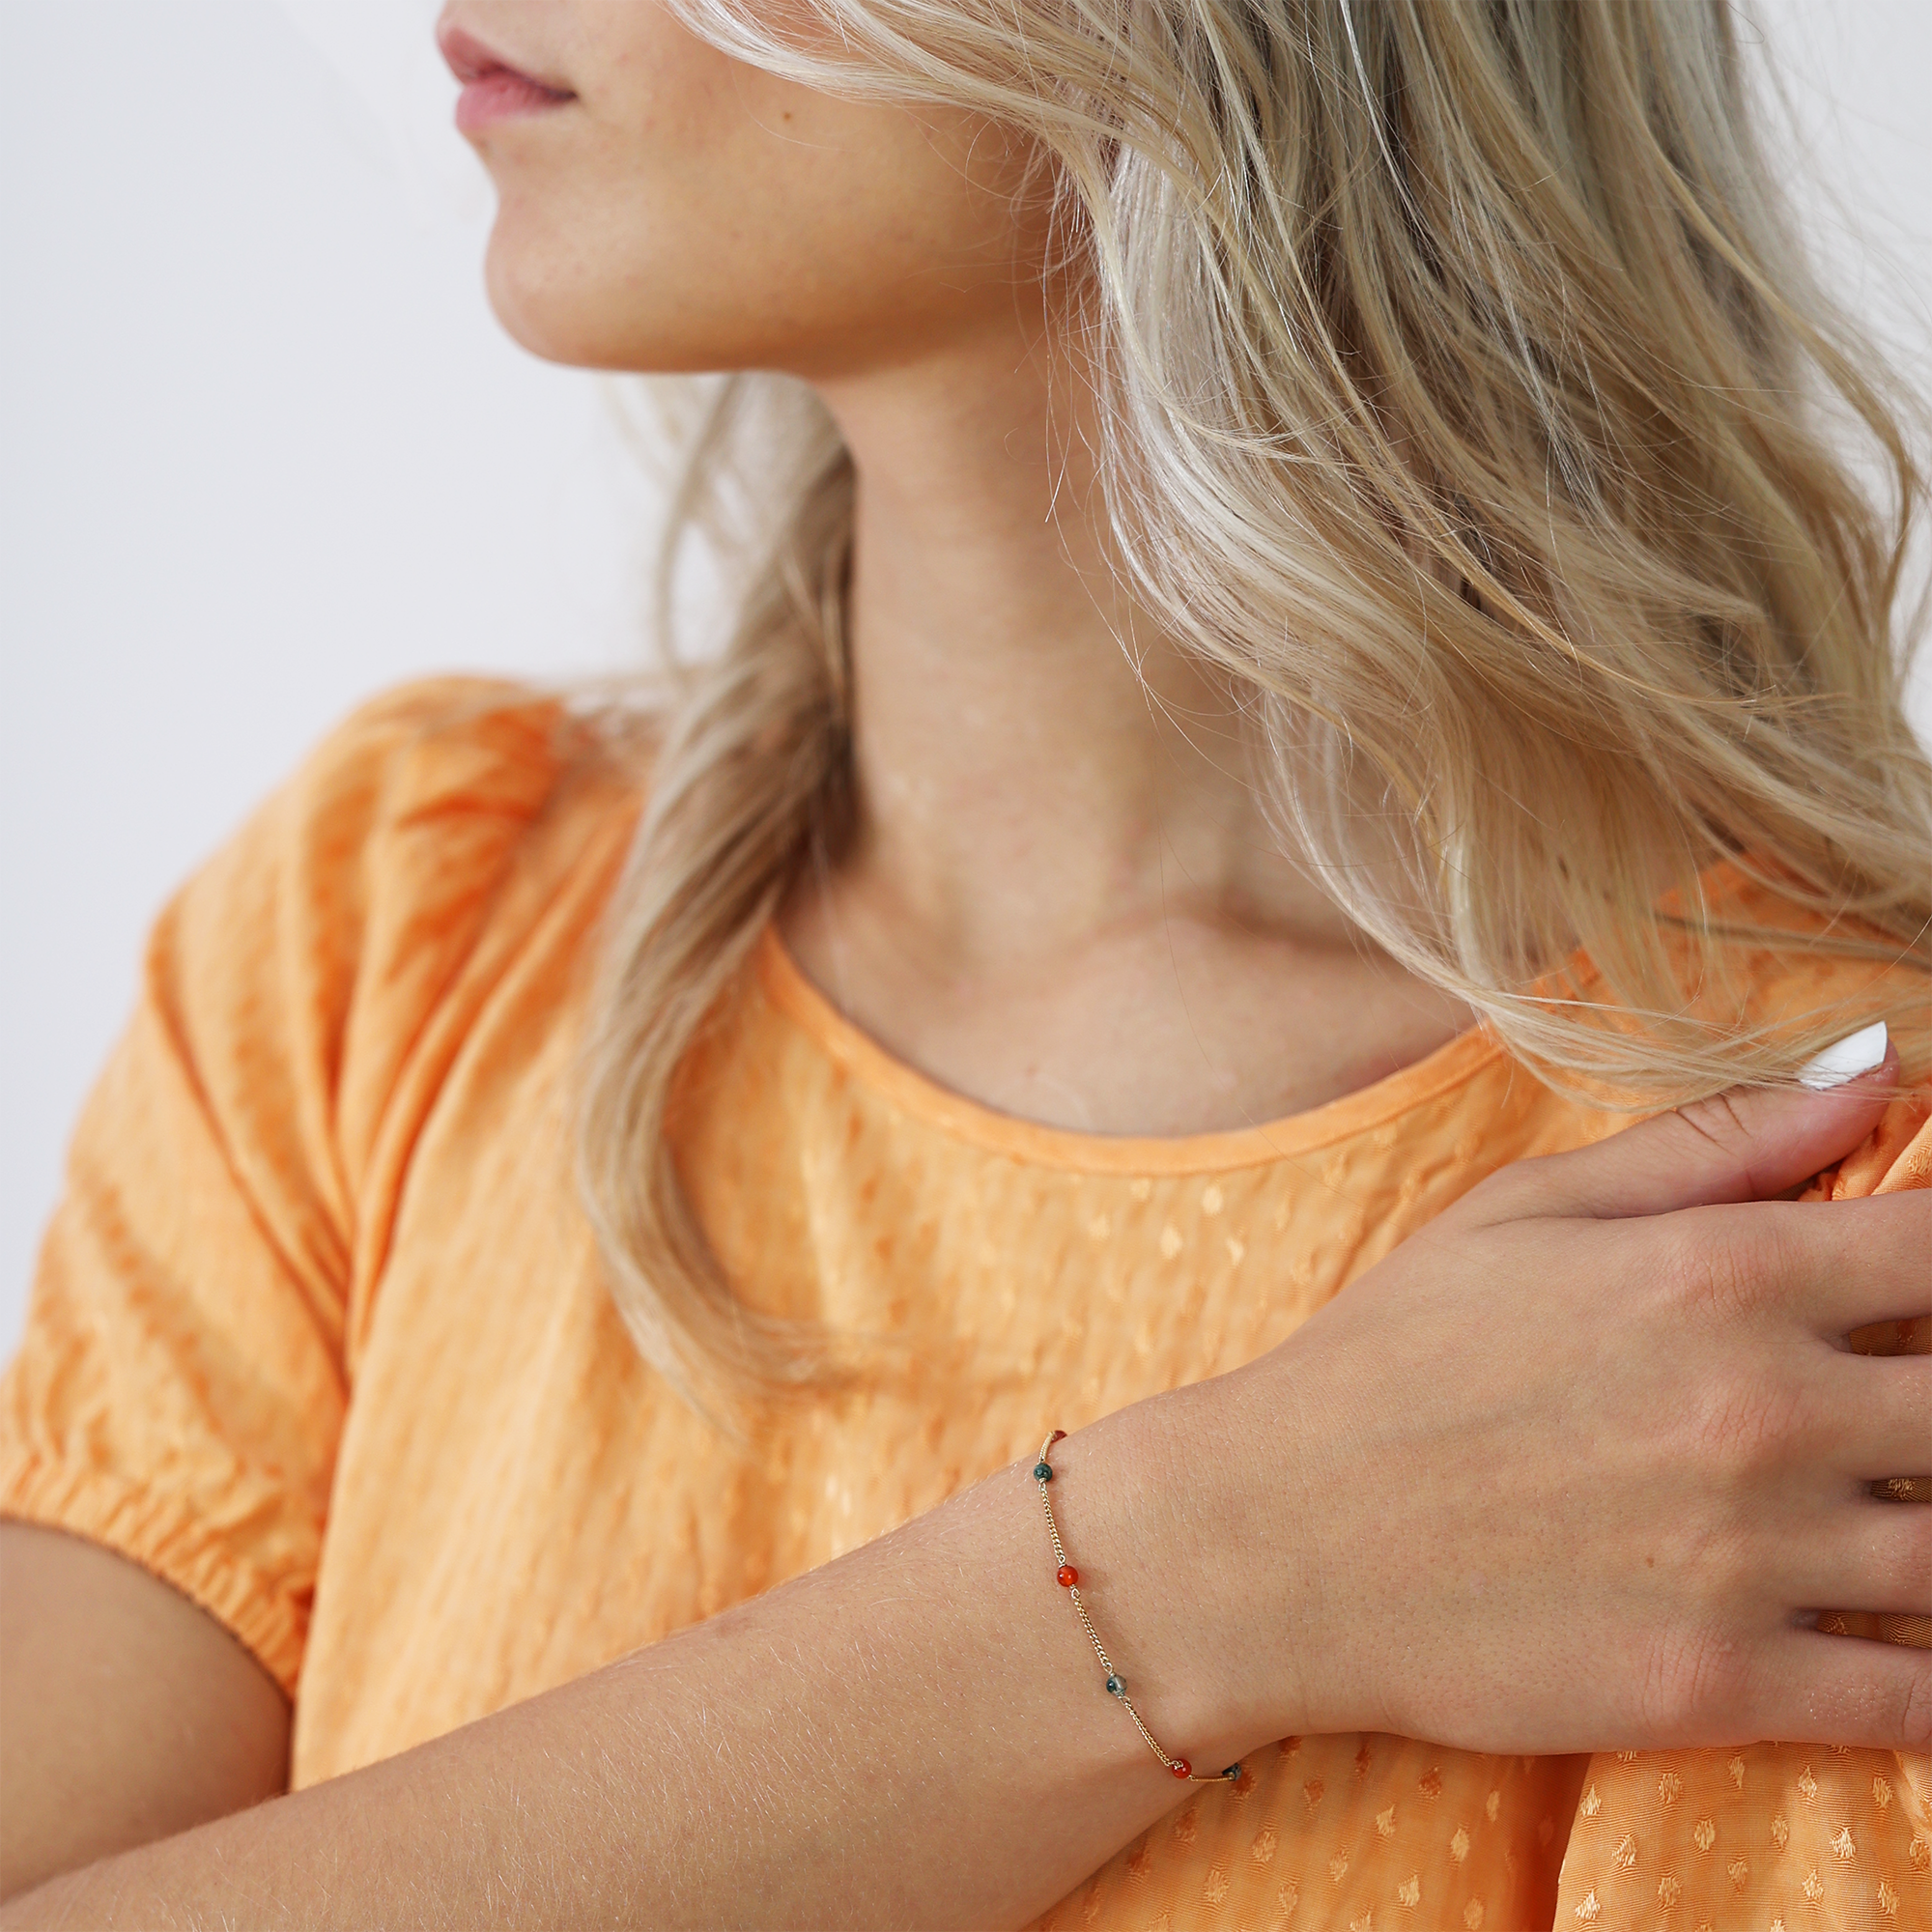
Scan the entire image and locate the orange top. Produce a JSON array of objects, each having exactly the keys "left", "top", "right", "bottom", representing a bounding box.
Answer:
[{"left": 2, "top": 679, "right": 1927, "bottom": 1930}]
